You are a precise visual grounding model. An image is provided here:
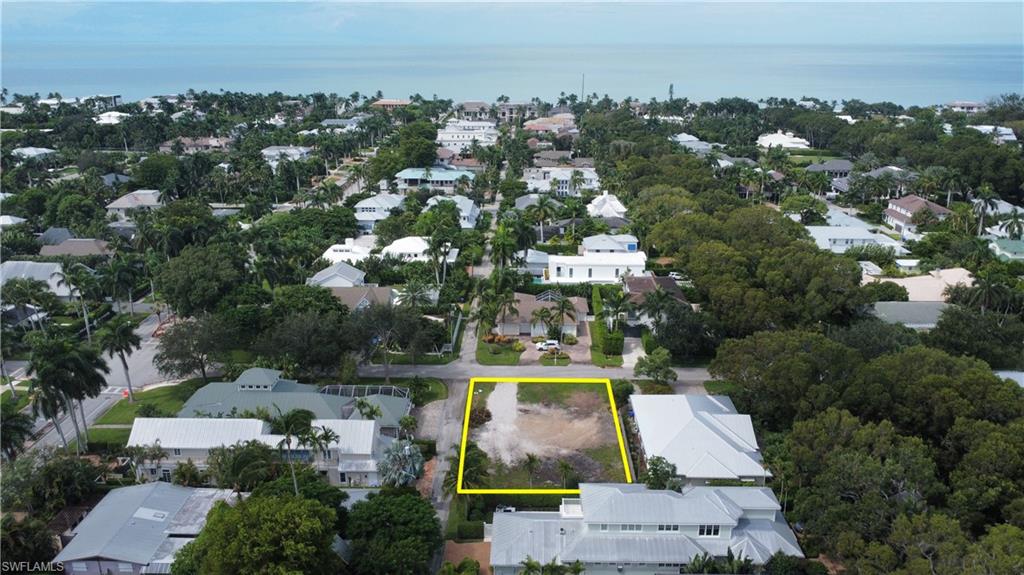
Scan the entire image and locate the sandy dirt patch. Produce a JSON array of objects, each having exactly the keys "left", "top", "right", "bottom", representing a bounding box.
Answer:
[
  {"left": 416, "top": 458, "right": 436, "bottom": 498},
  {"left": 444, "top": 541, "right": 492, "bottom": 575},
  {"left": 473, "top": 383, "right": 612, "bottom": 465},
  {"left": 415, "top": 400, "right": 443, "bottom": 440}
]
